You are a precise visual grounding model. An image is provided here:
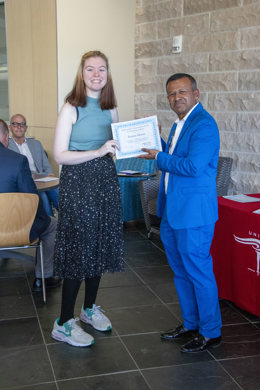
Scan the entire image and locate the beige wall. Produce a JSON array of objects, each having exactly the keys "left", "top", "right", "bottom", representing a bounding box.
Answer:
[
  {"left": 56, "top": 0, "right": 136, "bottom": 122},
  {"left": 5, "top": 0, "right": 135, "bottom": 176},
  {"left": 5, "top": 0, "right": 58, "bottom": 174},
  {"left": 135, "top": 0, "right": 260, "bottom": 194}
]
